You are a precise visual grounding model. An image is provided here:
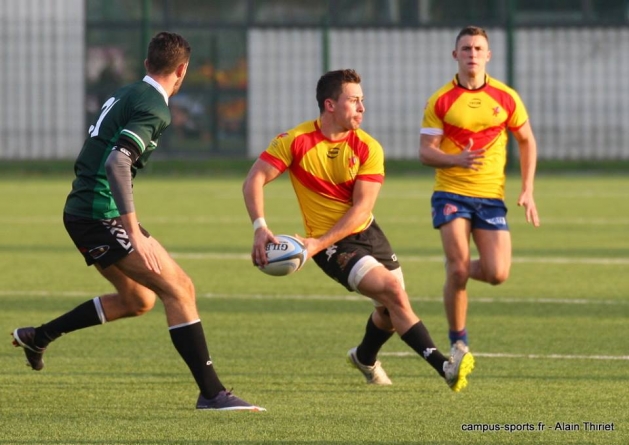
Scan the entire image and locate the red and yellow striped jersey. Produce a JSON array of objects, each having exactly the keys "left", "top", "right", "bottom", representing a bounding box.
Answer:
[
  {"left": 260, "top": 119, "right": 384, "bottom": 237},
  {"left": 421, "top": 75, "right": 528, "bottom": 199}
]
